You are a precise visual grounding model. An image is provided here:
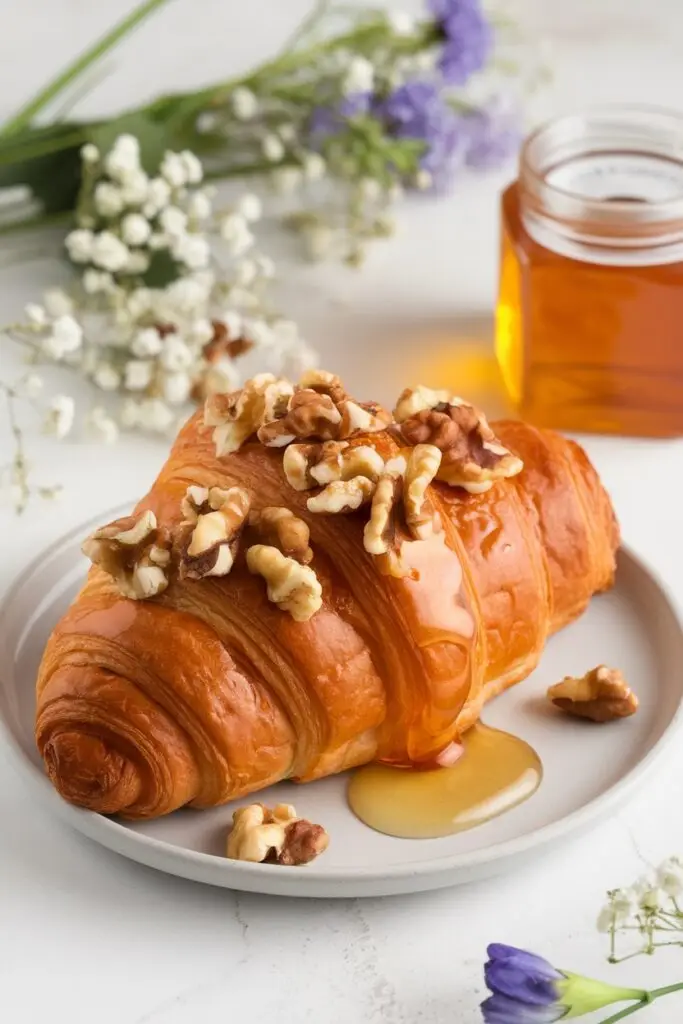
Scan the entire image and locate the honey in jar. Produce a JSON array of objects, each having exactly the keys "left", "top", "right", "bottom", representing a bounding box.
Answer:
[{"left": 496, "top": 105, "right": 683, "bottom": 437}]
